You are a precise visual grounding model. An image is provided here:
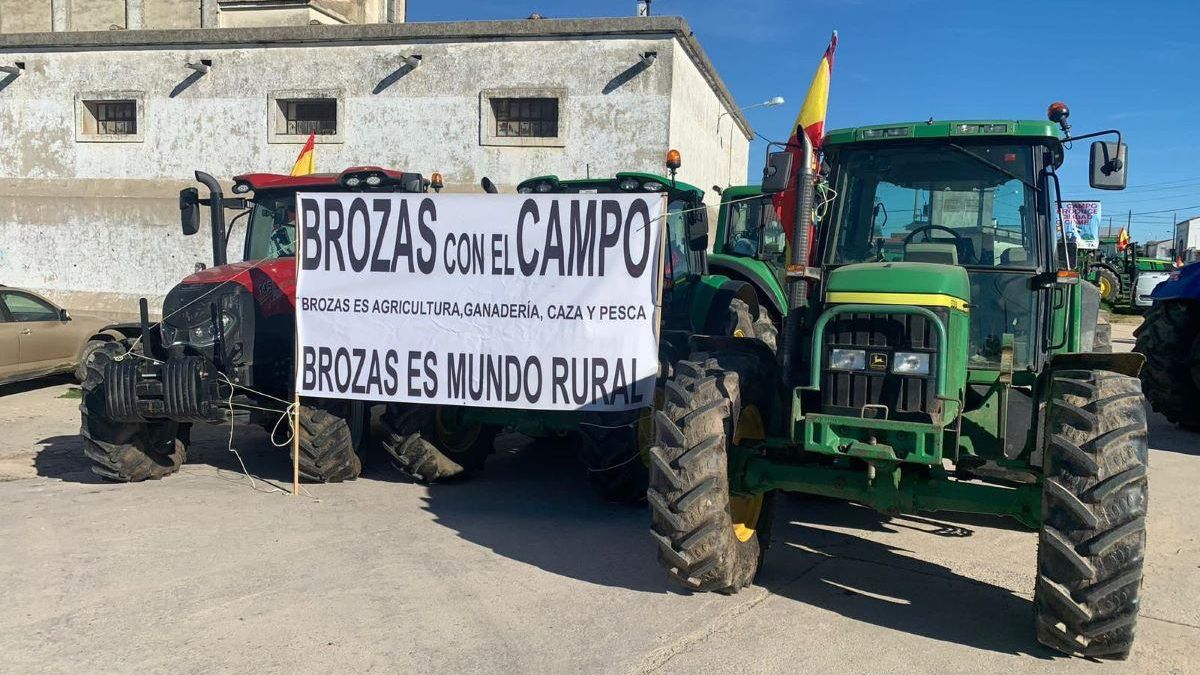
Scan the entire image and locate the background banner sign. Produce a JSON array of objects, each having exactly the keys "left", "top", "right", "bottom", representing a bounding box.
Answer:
[
  {"left": 295, "top": 192, "right": 665, "bottom": 411},
  {"left": 1060, "top": 200, "right": 1102, "bottom": 250}
]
